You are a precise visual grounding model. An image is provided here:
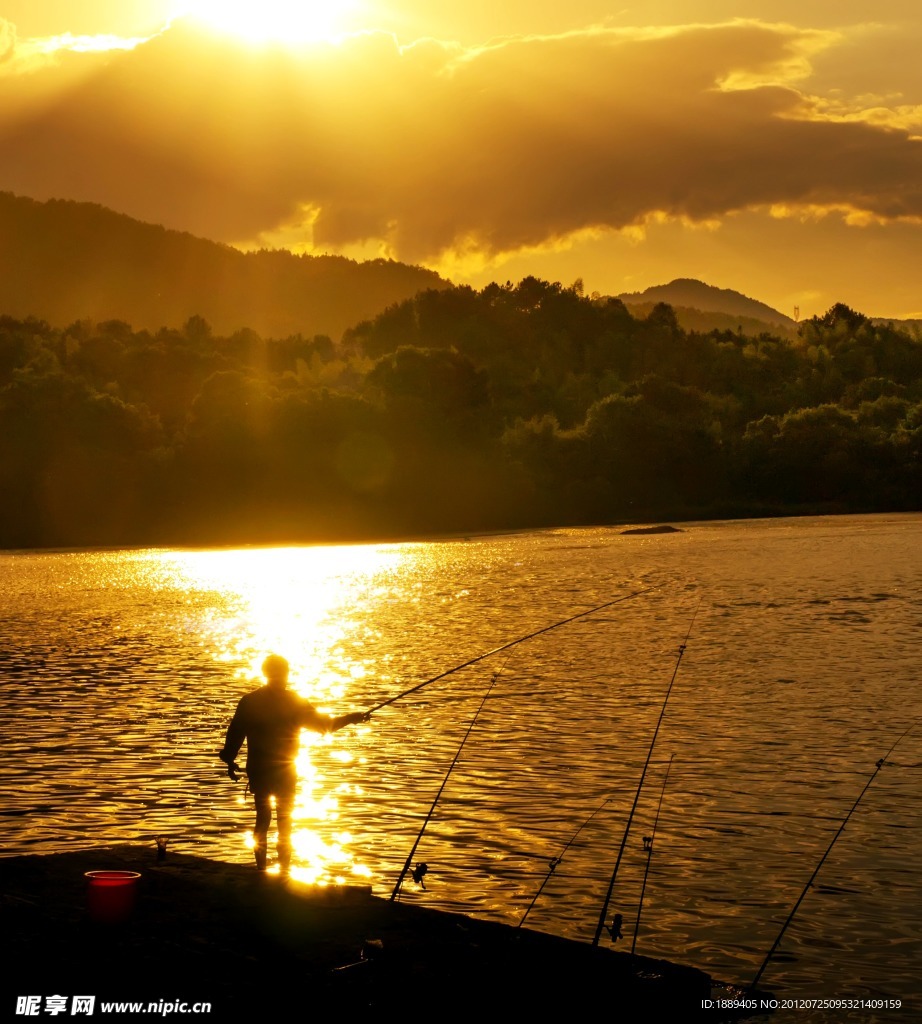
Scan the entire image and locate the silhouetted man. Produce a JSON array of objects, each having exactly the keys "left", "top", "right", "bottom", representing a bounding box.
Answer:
[{"left": 219, "top": 654, "right": 368, "bottom": 872}]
